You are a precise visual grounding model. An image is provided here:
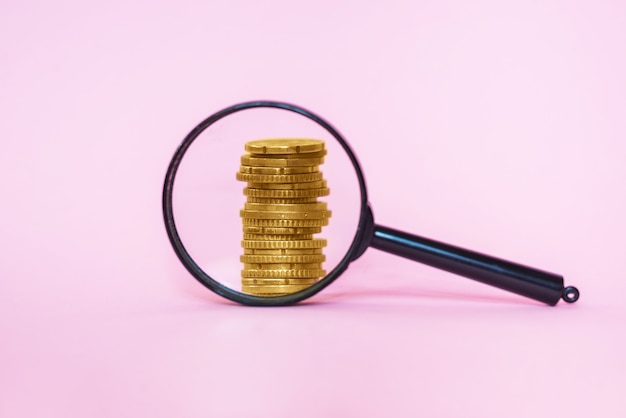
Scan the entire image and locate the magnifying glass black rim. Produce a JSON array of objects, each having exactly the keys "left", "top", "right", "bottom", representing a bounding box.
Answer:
[{"left": 162, "top": 100, "right": 369, "bottom": 306}]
